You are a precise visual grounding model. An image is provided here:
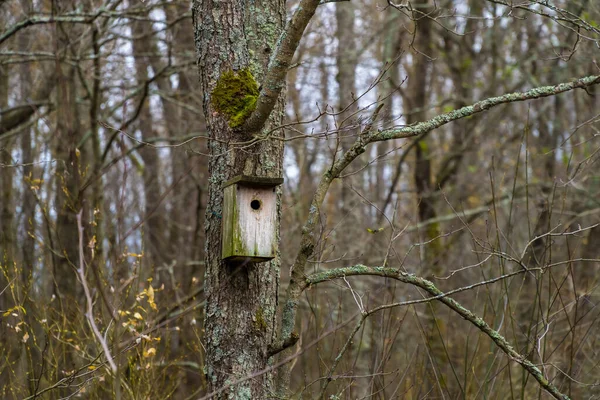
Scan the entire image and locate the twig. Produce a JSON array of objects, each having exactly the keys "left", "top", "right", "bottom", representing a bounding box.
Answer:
[
  {"left": 76, "top": 211, "right": 117, "bottom": 373},
  {"left": 317, "top": 314, "right": 366, "bottom": 398}
]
